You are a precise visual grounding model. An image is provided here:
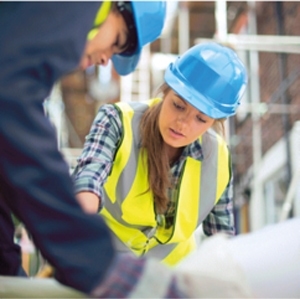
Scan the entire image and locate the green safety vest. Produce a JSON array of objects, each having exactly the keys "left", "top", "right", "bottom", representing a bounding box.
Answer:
[{"left": 100, "top": 99, "right": 231, "bottom": 266}]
